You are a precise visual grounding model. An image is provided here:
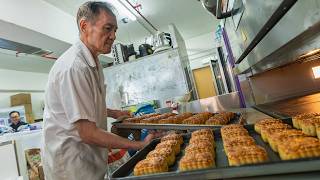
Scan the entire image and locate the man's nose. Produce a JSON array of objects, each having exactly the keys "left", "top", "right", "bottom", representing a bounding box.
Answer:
[{"left": 109, "top": 30, "right": 116, "bottom": 41}]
